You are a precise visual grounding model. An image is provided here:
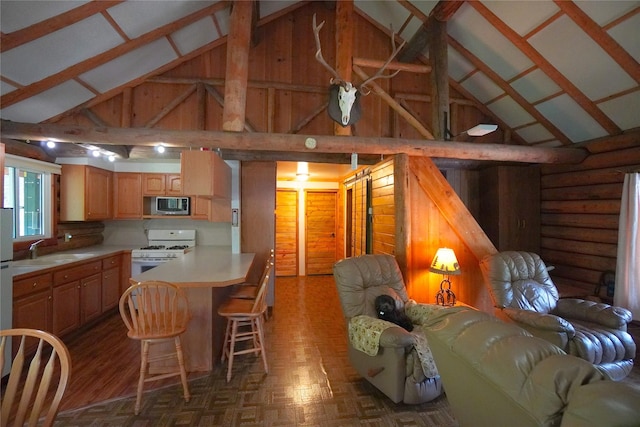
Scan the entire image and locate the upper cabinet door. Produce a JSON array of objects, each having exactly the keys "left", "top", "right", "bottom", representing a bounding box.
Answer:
[
  {"left": 166, "top": 174, "right": 182, "bottom": 195},
  {"left": 114, "top": 173, "right": 143, "bottom": 219},
  {"left": 142, "top": 174, "right": 166, "bottom": 195}
]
